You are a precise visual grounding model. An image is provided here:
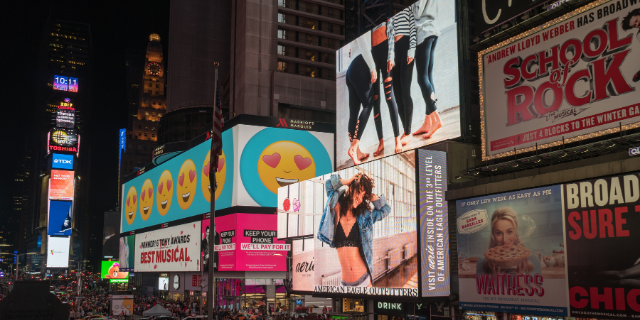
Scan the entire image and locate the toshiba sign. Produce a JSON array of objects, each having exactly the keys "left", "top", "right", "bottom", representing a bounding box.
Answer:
[{"left": 480, "top": 0, "right": 640, "bottom": 160}]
